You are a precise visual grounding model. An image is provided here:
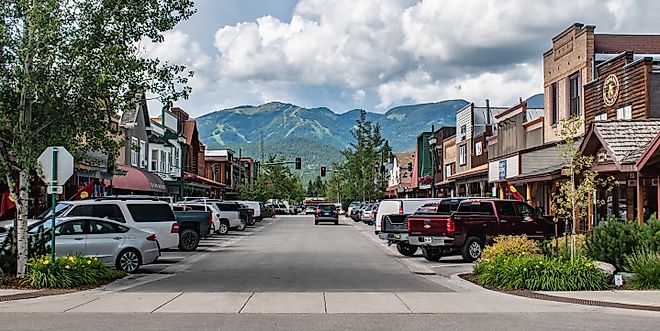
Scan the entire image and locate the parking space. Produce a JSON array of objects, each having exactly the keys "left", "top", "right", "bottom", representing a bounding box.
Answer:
[{"left": 135, "top": 218, "right": 277, "bottom": 274}]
